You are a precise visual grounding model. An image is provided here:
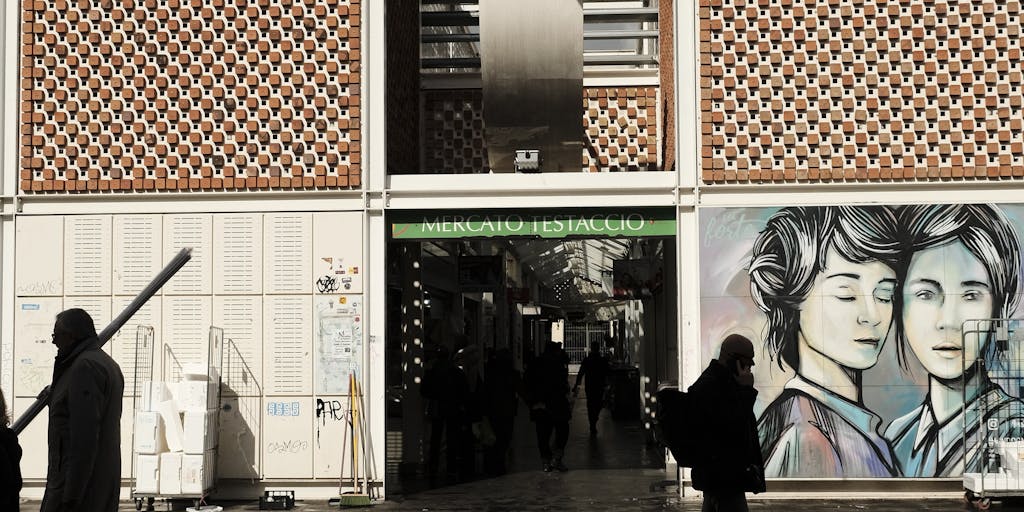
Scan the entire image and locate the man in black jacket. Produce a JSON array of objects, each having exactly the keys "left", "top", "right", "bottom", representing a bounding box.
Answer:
[
  {"left": 688, "top": 334, "right": 764, "bottom": 512},
  {"left": 41, "top": 308, "right": 124, "bottom": 512}
]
